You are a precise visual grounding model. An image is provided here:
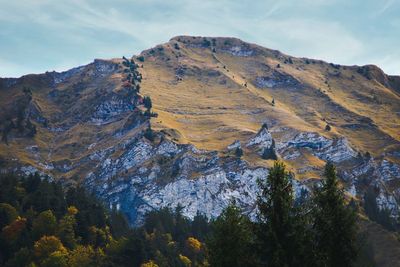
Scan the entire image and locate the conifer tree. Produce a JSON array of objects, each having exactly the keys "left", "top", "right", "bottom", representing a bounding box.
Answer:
[
  {"left": 313, "top": 162, "right": 358, "bottom": 267},
  {"left": 257, "top": 161, "right": 311, "bottom": 267},
  {"left": 207, "top": 203, "right": 257, "bottom": 267},
  {"left": 57, "top": 206, "right": 79, "bottom": 249},
  {"left": 32, "top": 210, "right": 57, "bottom": 240},
  {"left": 235, "top": 147, "right": 243, "bottom": 158}
]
